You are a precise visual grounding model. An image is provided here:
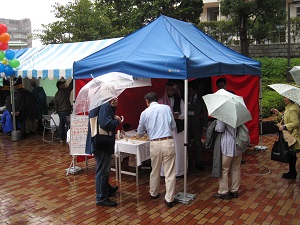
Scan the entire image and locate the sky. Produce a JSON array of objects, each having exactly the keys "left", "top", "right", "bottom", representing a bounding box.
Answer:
[{"left": 1, "top": 0, "right": 71, "bottom": 47}]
